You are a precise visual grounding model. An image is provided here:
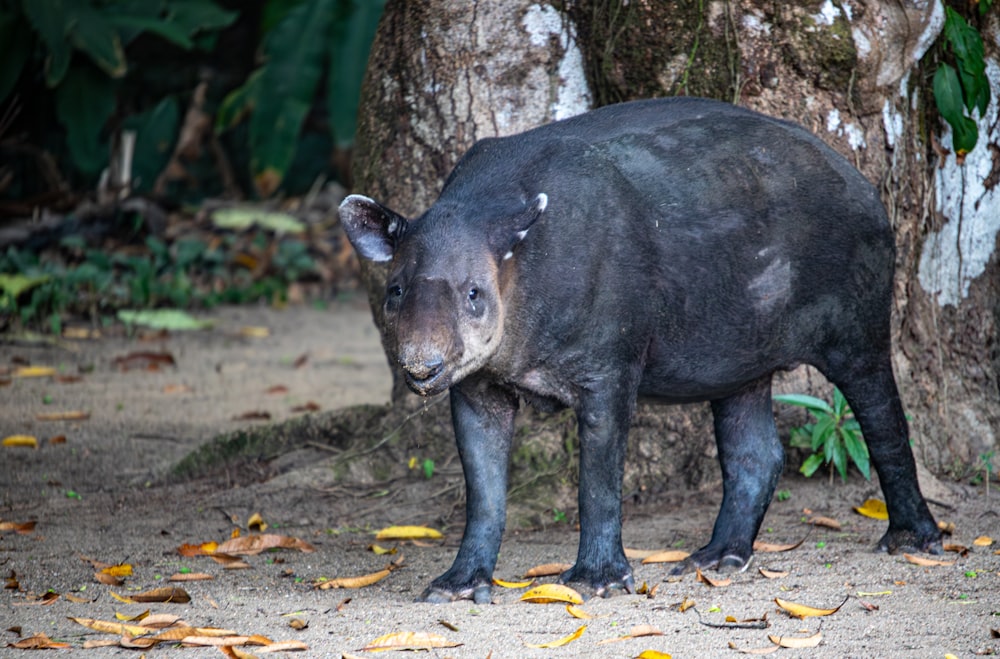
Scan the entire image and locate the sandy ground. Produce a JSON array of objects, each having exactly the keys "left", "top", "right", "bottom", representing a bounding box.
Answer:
[{"left": 1, "top": 300, "right": 998, "bottom": 658}]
